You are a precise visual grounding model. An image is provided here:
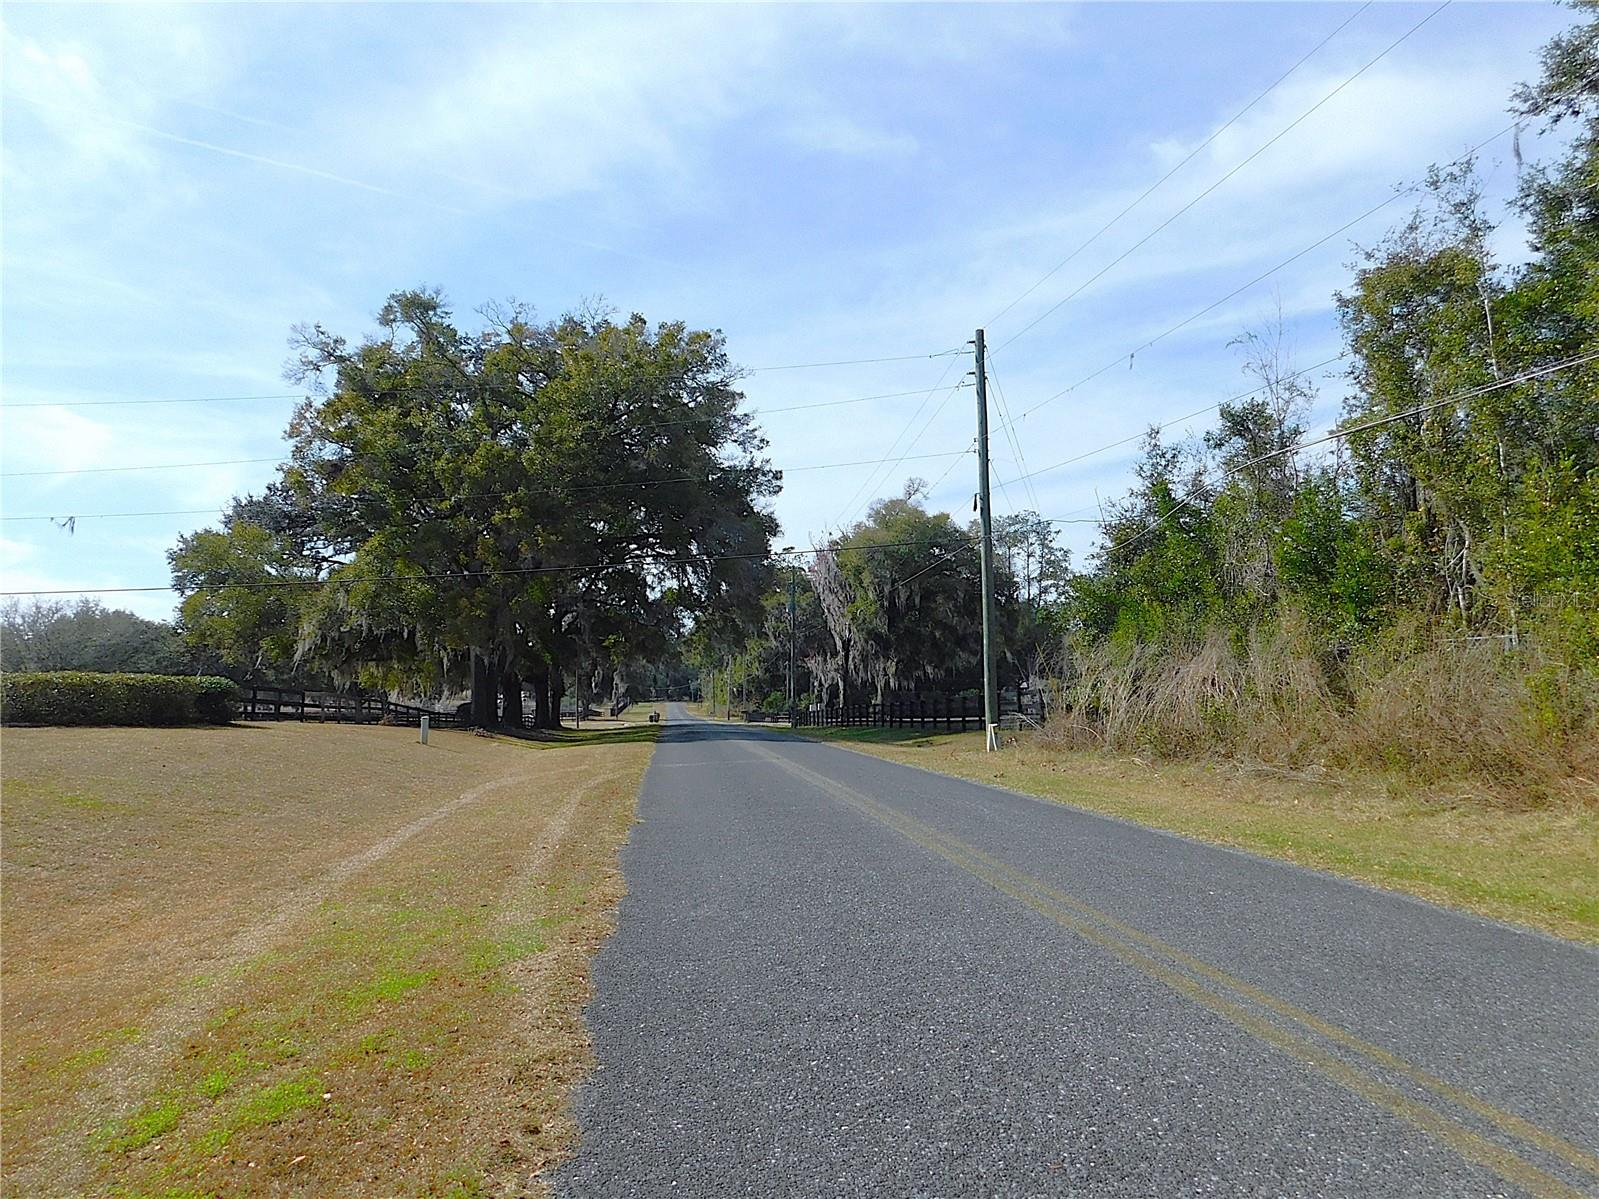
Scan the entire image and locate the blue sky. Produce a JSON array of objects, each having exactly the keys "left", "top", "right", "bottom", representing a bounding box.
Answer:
[{"left": 0, "top": 1, "right": 1573, "bottom": 619}]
